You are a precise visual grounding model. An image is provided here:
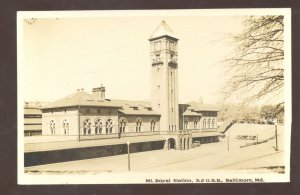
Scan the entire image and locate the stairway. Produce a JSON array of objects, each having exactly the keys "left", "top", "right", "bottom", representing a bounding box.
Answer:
[{"left": 218, "top": 118, "right": 235, "bottom": 134}]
